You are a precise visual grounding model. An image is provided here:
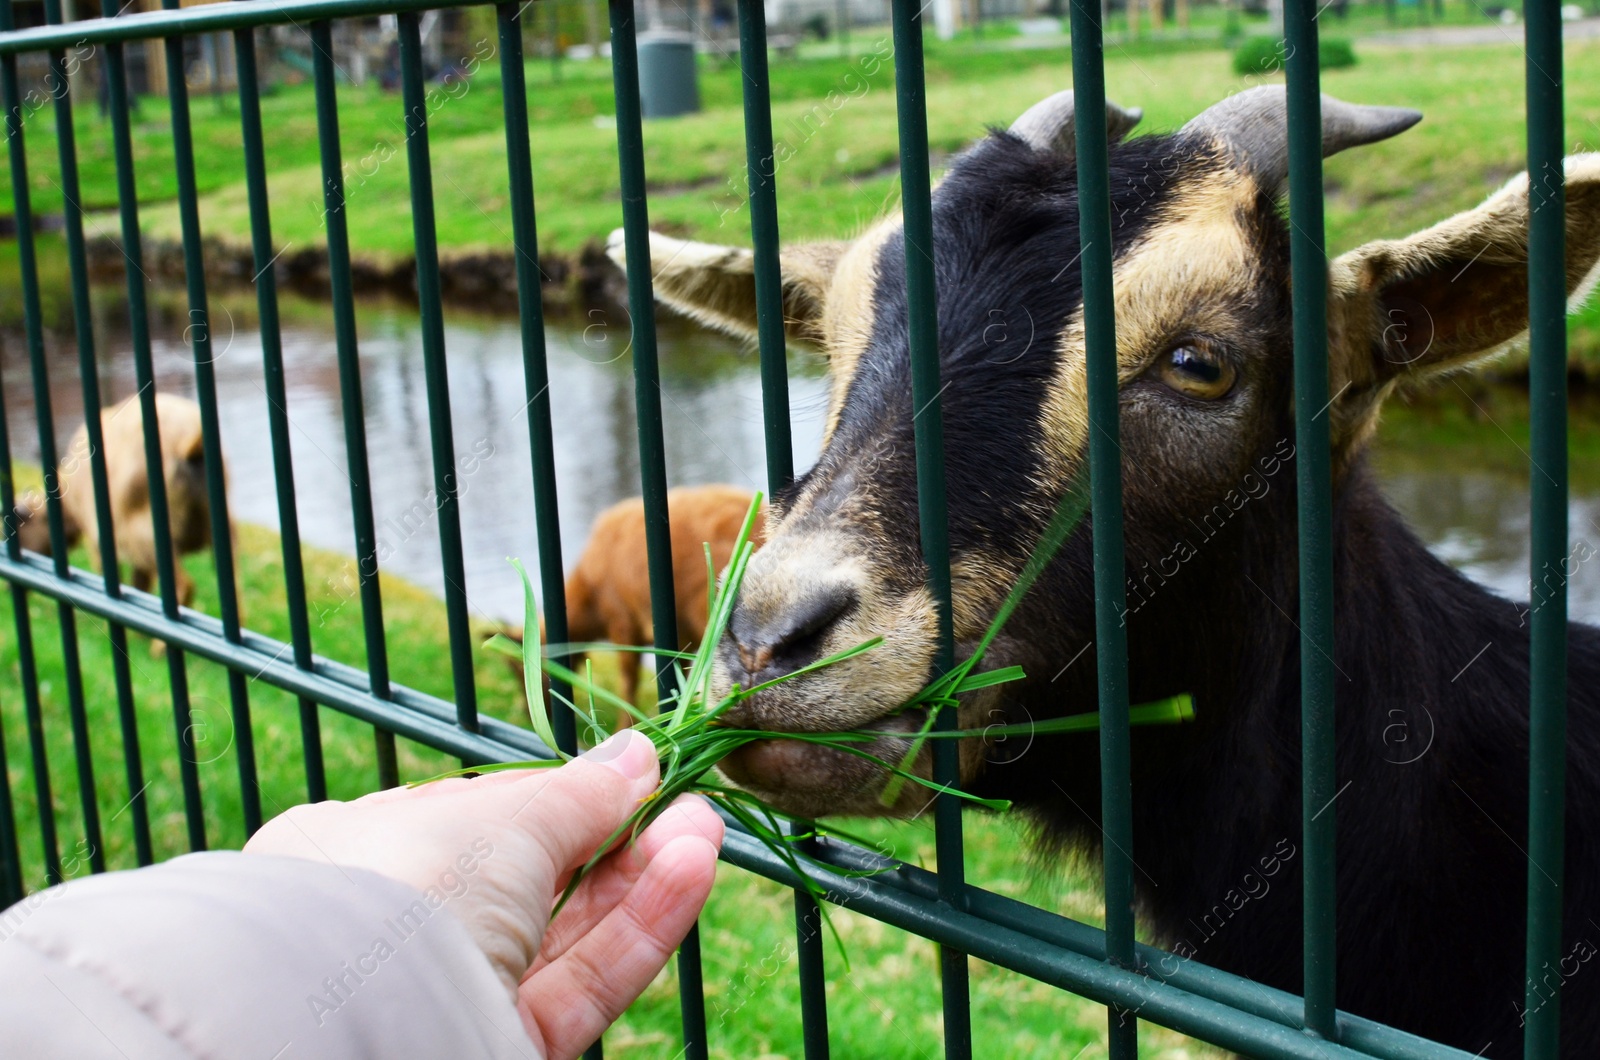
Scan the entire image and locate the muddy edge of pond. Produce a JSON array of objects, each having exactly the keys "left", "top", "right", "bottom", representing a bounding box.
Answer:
[{"left": 86, "top": 232, "right": 630, "bottom": 317}]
